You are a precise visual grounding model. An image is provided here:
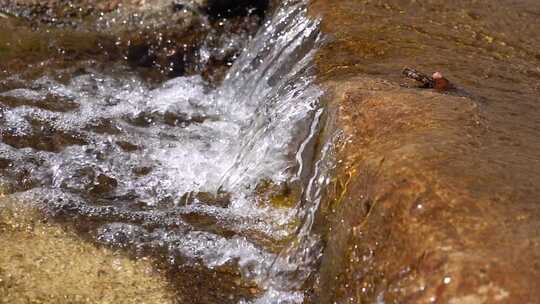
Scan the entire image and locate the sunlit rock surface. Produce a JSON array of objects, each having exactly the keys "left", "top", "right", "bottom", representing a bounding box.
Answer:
[
  {"left": 309, "top": 1, "right": 540, "bottom": 303},
  {"left": 0, "top": 200, "right": 175, "bottom": 304}
]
